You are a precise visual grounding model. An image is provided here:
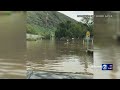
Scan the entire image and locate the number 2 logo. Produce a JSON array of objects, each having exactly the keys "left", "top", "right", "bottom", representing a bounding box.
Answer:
[{"left": 102, "top": 64, "right": 107, "bottom": 70}]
